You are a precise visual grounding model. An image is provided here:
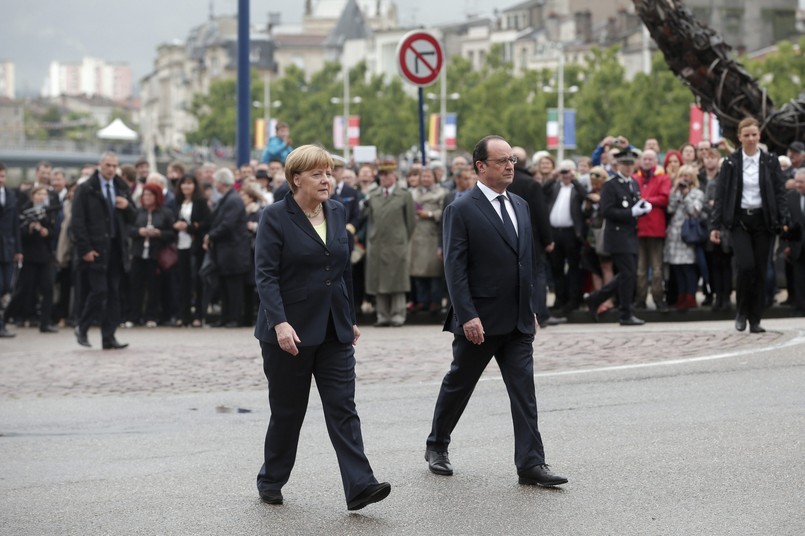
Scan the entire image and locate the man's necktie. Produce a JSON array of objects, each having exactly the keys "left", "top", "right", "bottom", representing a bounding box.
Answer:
[
  {"left": 497, "top": 195, "right": 518, "bottom": 248},
  {"left": 106, "top": 183, "right": 116, "bottom": 238}
]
